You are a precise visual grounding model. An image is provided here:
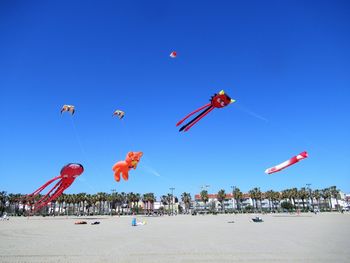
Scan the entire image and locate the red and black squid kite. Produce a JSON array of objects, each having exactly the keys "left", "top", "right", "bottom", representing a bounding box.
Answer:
[
  {"left": 25, "top": 163, "right": 84, "bottom": 213},
  {"left": 176, "top": 90, "right": 235, "bottom": 132}
]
